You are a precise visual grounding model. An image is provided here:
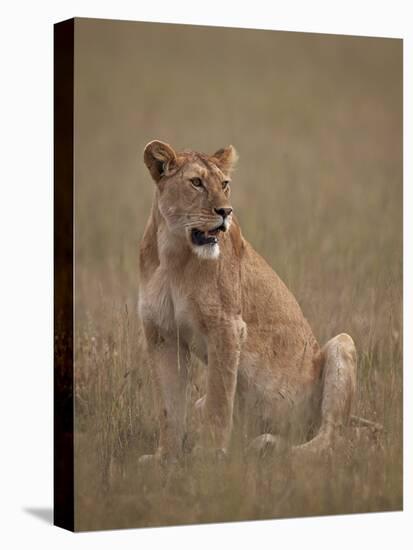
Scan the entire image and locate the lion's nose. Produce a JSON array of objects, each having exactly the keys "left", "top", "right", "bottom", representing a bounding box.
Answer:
[{"left": 214, "top": 207, "right": 233, "bottom": 218}]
